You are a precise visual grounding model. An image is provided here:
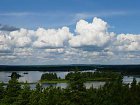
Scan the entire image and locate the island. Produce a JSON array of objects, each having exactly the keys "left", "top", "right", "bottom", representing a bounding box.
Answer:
[{"left": 40, "top": 71, "right": 121, "bottom": 84}]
